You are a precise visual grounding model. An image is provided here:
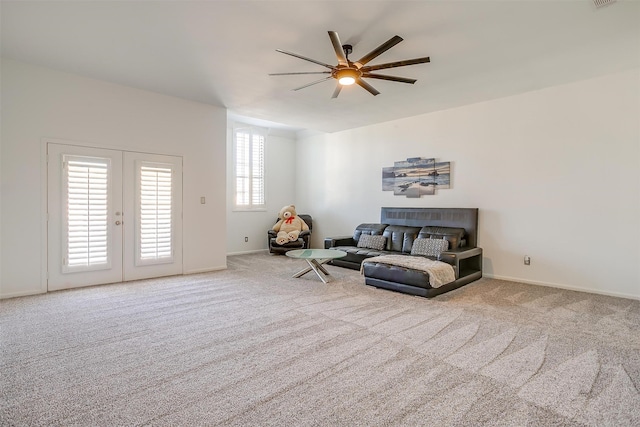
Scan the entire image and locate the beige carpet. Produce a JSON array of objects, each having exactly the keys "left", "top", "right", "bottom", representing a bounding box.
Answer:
[{"left": 1, "top": 253, "right": 639, "bottom": 426}]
